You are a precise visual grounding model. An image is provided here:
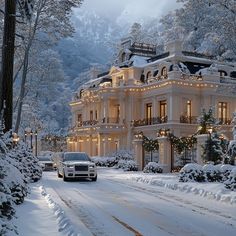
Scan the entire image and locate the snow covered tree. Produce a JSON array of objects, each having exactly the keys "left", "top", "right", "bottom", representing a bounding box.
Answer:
[
  {"left": 159, "top": 0, "right": 236, "bottom": 61},
  {"left": 197, "top": 107, "right": 216, "bottom": 135},
  {"left": 14, "top": 0, "right": 83, "bottom": 133},
  {"left": 202, "top": 132, "right": 223, "bottom": 164},
  {"left": 129, "top": 23, "right": 143, "bottom": 42}
]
